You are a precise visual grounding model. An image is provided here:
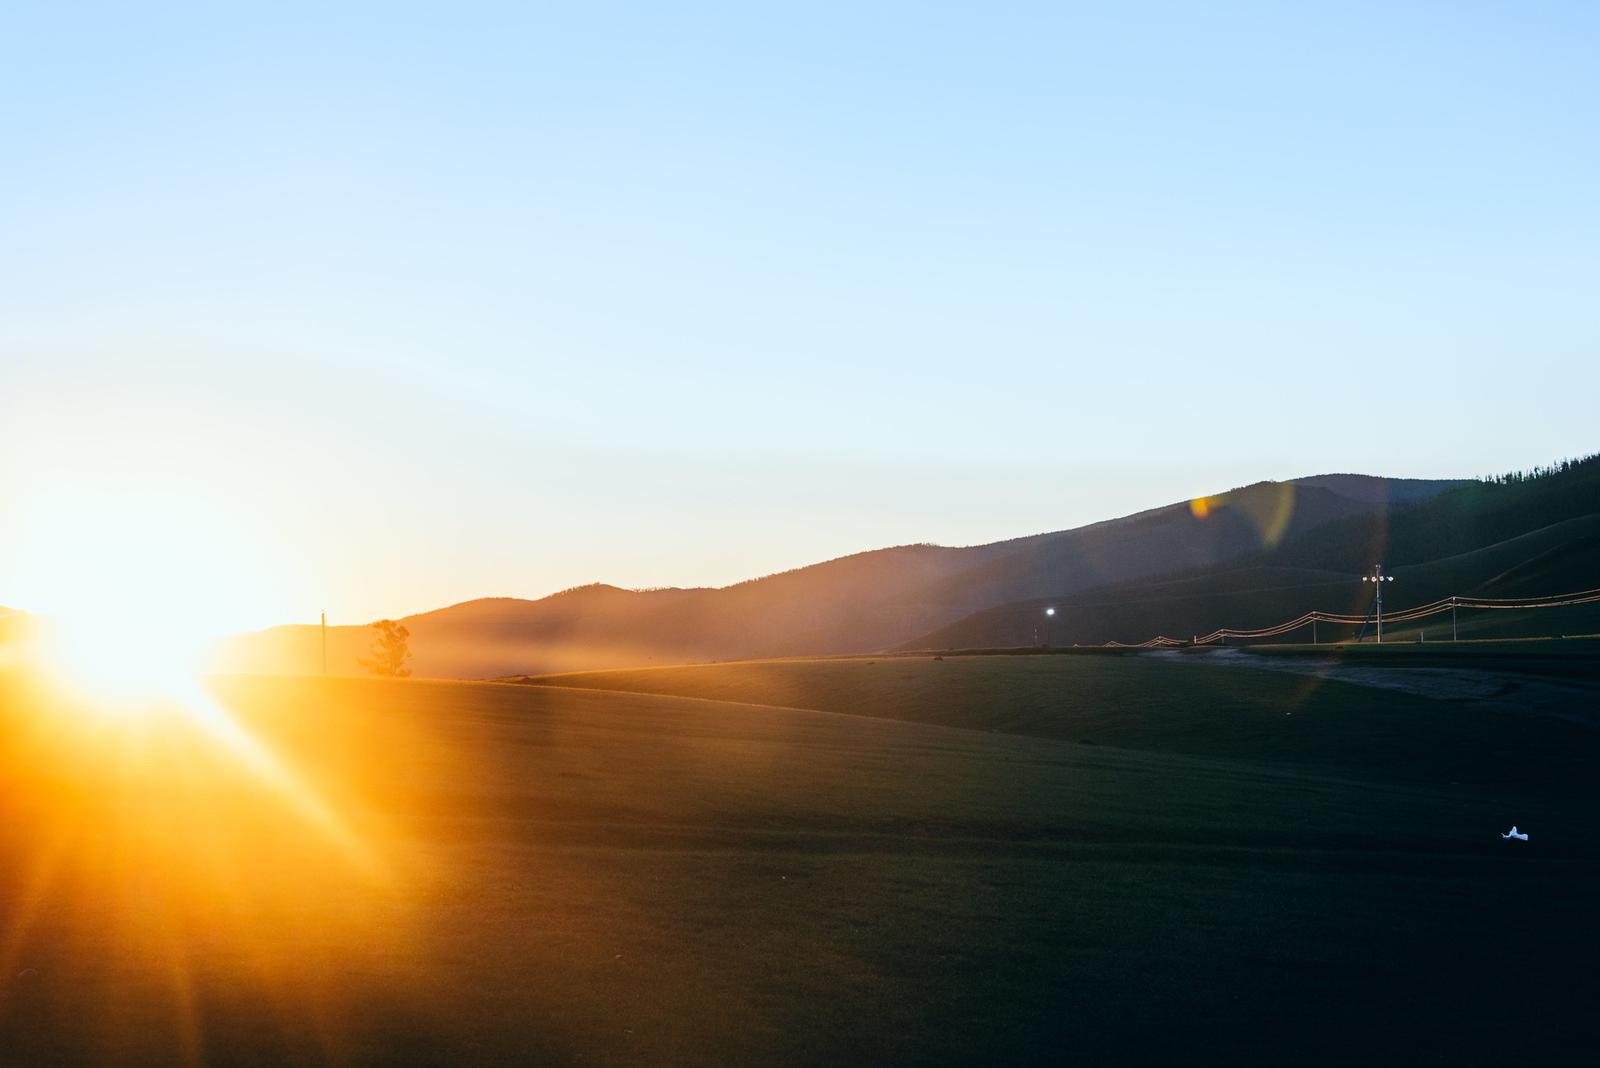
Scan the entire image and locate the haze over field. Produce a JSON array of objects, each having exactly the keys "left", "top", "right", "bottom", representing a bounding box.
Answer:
[{"left": 213, "top": 458, "right": 1599, "bottom": 677}]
